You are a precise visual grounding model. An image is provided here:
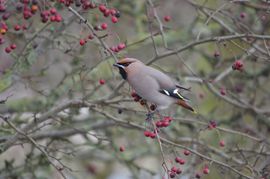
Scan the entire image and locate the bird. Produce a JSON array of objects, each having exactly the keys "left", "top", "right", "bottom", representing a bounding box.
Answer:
[{"left": 113, "top": 58, "right": 195, "bottom": 112}]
